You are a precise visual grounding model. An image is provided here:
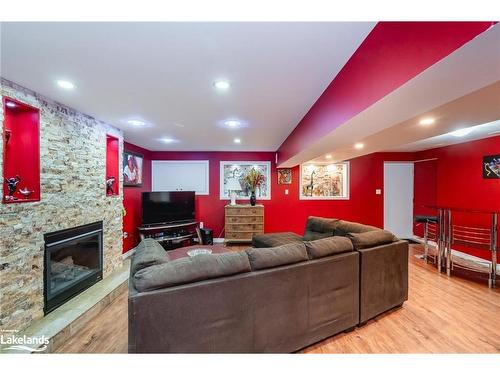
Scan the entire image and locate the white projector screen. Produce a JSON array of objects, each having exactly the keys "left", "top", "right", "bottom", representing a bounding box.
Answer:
[{"left": 152, "top": 160, "right": 209, "bottom": 195}]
